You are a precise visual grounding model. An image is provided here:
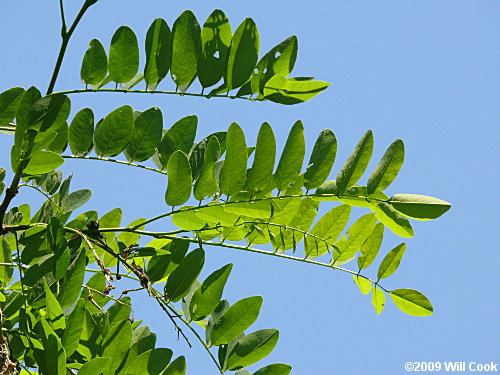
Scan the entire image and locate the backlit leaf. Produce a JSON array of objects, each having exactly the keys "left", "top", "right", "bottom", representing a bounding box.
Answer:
[
  {"left": 263, "top": 75, "right": 330, "bottom": 104},
  {"left": 377, "top": 243, "right": 406, "bottom": 280},
  {"left": 357, "top": 223, "right": 384, "bottom": 270},
  {"left": 274, "top": 120, "right": 305, "bottom": 191},
  {"left": 194, "top": 136, "right": 221, "bottom": 201},
  {"left": 165, "top": 248, "right": 205, "bottom": 302},
  {"left": 144, "top": 18, "right": 171, "bottom": 89},
  {"left": 372, "top": 202, "right": 414, "bottom": 238},
  {"left": 109, "top": 26, "right": 139, "bottom": 83},
  {"left": 61, "top": 189, "right": 92, "bottom": 212},
  {"left": 226, "top": 329, "right": 279, "bottom": 371},
  {"left": 389, "top": 289, "right": 433, "bottom": 317},
  {"left": 219, "top": 122, "right": 248, "bottom": 197},
  {"left": 371, "top": 287, "right": 385, "bottom": 314},
  {"left": 389, "top": 194, "right": 451, "bottom": 220},
  {"left": 367, "top": 139, "right": 404, "bottom": 194},
  {"left": 94, "top": 105, "right": 134, "bottom": 157},
  {"left": 304, "top": 129, "right": 337, "bottom": 190},
  {"left": 353, "top": 276, "right": 371, "bottom": 295},
  {"left": 246, "top": 122, "right": 276, "bottom": 195},
  {"left": 165, "top": 151, "right": 192, "bottom": 207},
  {"left": 158, "top": 115, "right": 197, "bottom": 168},
  {"left": 124, "top": 107, "right": 163, "bottom": 162},
  {"left": 80, "top": 39, "right": 108, "bottom": 85},
  {"left": 24, "top": 150, "right": 63, "bottom": 175},
  {"left": 68, "top": 108, "right": 94, "bottom": 156},
  {"left": 0, "top": 87, "right": 24, "bottom": 124}
]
